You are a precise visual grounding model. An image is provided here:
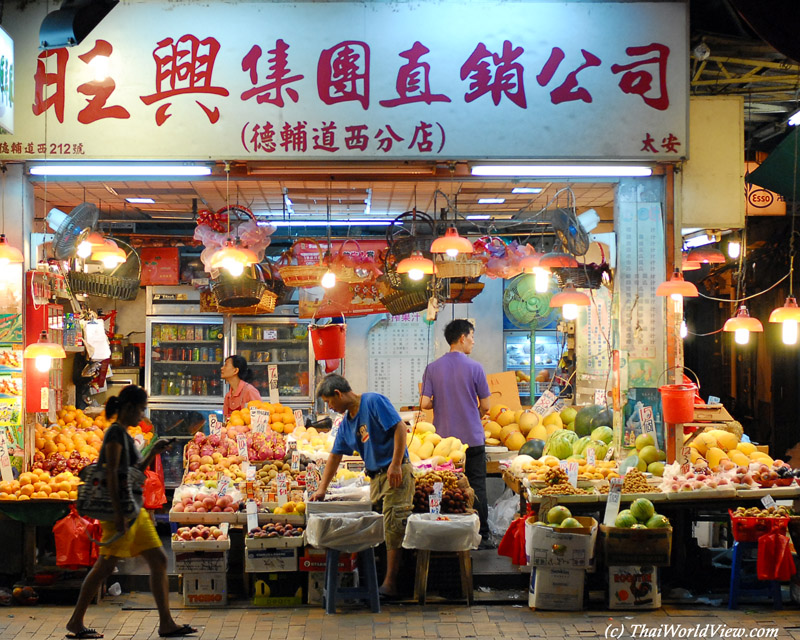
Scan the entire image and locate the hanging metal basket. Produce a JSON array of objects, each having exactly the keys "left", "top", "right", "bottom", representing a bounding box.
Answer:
[
  {"left": 551, "top": 263, "right": 611, "bottom": 290},
  {"left": 212, "top": 263, "right": 277, "bottom": 311},
  {"left": 67, "top": 239, "right": 141, "bottom": 301}
]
